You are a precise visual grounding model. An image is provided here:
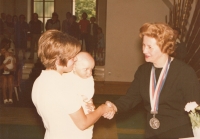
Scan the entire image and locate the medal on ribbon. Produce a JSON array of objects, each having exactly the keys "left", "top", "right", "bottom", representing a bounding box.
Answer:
[
  {"left": 149, "top": 57, "right": 172, "bottom": 129},
  {"left": 149, "top": 113, "right": 160, "bottom": 129}
]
